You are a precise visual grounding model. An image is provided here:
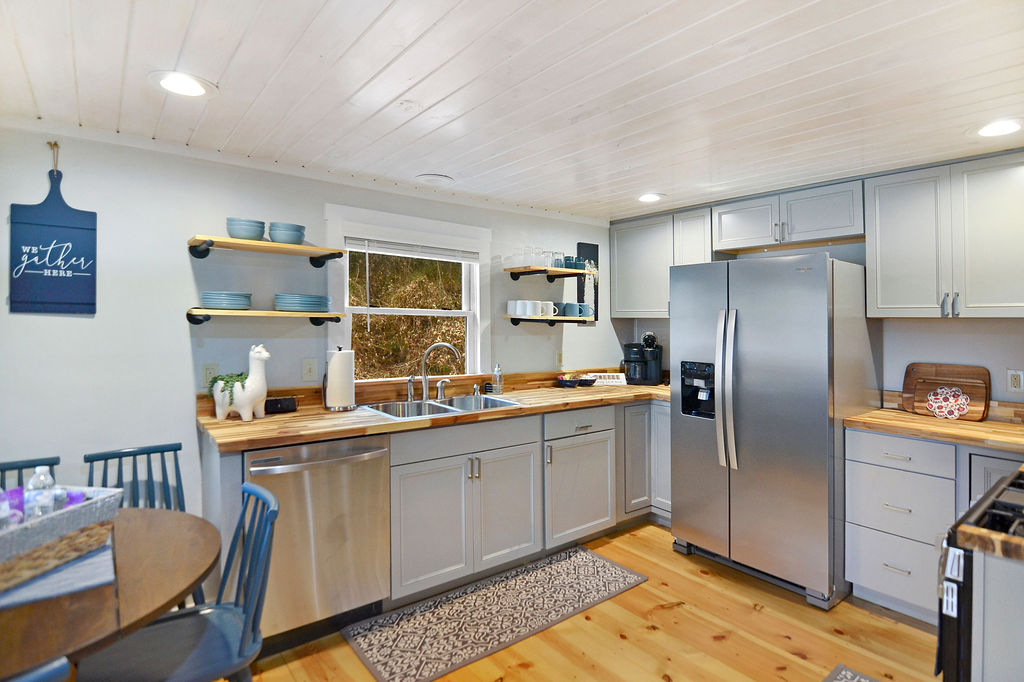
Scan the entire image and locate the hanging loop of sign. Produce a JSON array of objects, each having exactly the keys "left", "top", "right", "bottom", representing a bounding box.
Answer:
[{"left": 47, "top": 140, "right": 60, "bottom": 178}]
